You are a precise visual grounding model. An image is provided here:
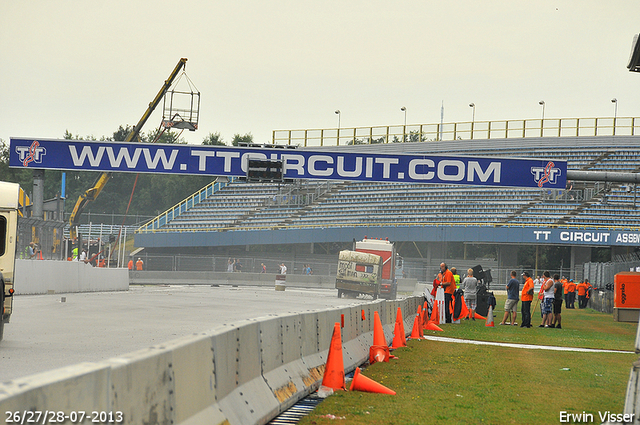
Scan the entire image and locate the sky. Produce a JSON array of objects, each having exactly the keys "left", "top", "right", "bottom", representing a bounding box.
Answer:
[{"left": 1, "top": 1, "right": 639, "bottom": 146}]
